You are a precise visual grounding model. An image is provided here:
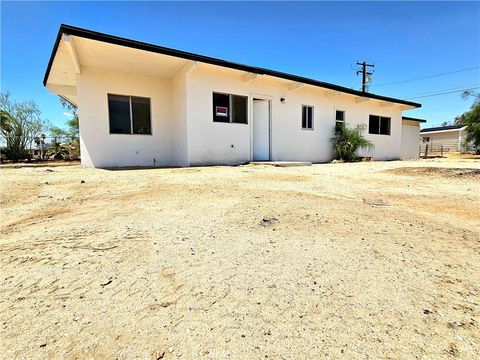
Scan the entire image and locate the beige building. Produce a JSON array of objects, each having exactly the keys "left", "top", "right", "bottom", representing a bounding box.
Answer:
[{"left": 420, "top": 125, "right": 467, "bottom": 152}]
